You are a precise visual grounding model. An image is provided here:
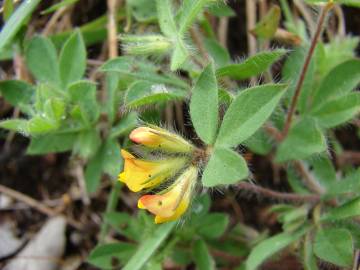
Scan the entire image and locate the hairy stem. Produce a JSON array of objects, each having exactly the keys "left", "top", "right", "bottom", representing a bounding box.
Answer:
[
  {"left": 282, "top": 3, "right": 333, "bottom": 138},
  {"left": 236, "top": 182, "right": 320, "bottom": 203}
]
